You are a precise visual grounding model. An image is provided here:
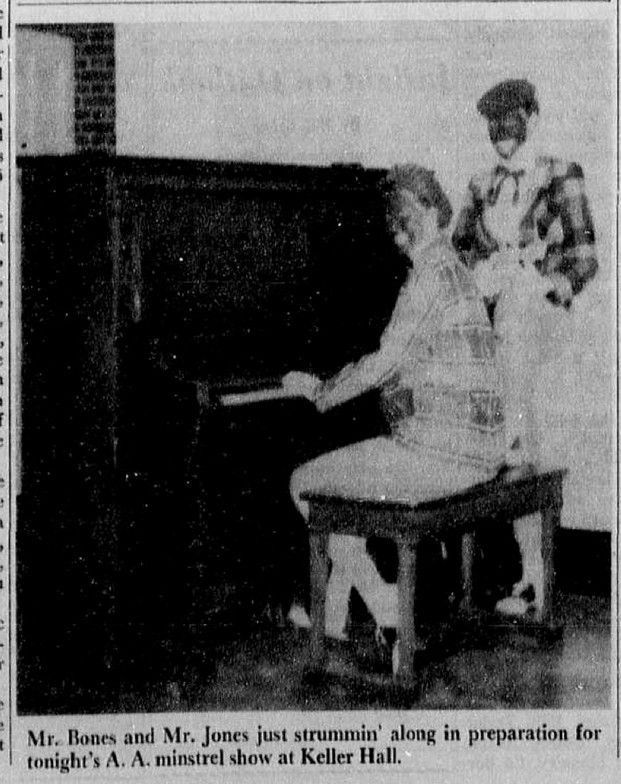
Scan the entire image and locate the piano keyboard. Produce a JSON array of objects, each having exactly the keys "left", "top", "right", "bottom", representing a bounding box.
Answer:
[{"left": 219, "top": 386, "right": 304, "bottom": 407}]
